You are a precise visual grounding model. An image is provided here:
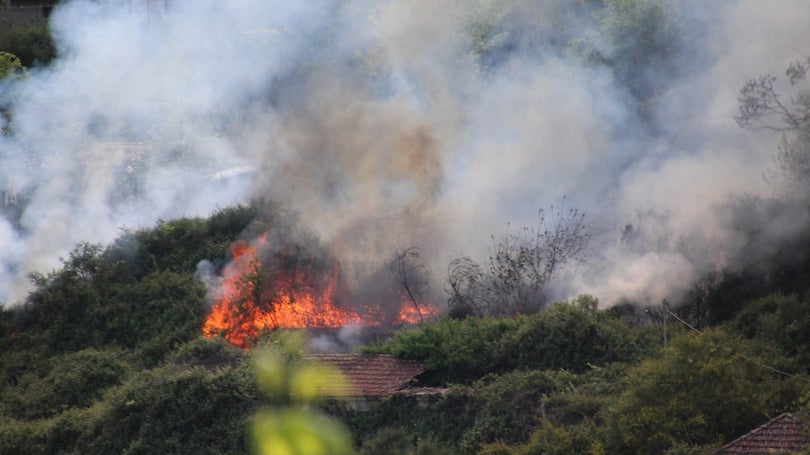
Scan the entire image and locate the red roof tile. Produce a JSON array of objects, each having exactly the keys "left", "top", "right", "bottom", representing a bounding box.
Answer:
[
  {"left": 308, "top": 354, "right": 426, "bottom": 397},
  {"left": 714, "top": 413, "right": 810, "bottom": 454}
]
